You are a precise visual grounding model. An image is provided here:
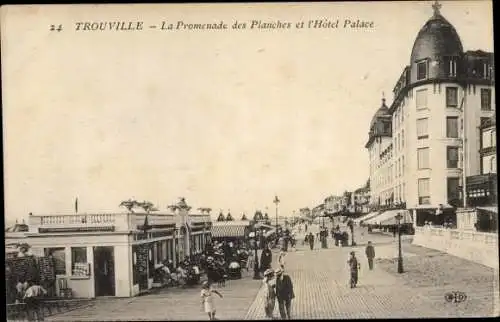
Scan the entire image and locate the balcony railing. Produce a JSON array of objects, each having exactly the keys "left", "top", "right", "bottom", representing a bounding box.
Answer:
[{"left": 28, "top": 212, "right": 177, "bottom": 233}]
